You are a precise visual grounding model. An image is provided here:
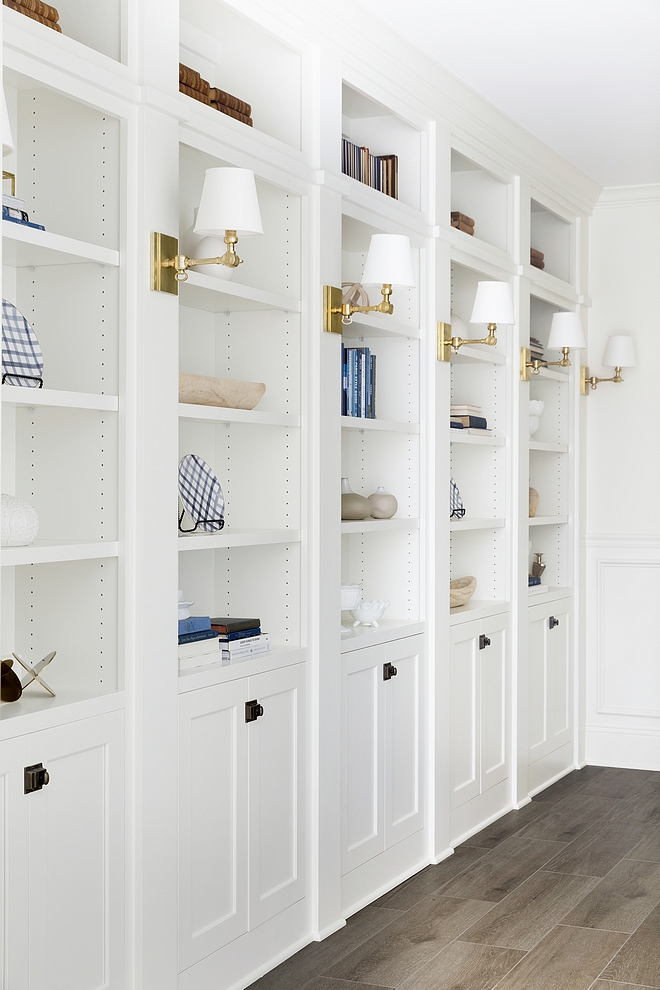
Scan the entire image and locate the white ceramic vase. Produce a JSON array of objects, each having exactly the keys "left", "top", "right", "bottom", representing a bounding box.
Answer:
[
  {"left": 1, "top": 493, "right": 39, "bottom": 546},
  {"left": 529, "top": 399, "right": 545, "bottom": 437},
  {"left": 367, "top": 486, "right": 397, "bottom": 519}
]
